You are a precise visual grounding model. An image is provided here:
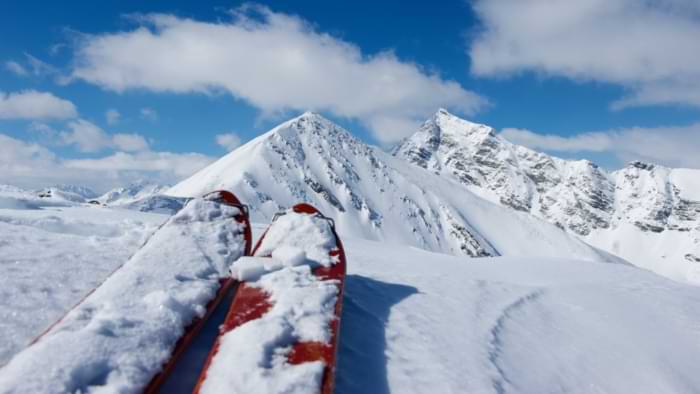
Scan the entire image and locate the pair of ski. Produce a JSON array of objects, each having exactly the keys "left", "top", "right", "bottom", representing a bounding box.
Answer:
[
  {"left": 152, "top": 191, "right": 347, "bottom": 394},
  {"left": 1, "top": 191, "right": 345, "bottom": 394}
]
